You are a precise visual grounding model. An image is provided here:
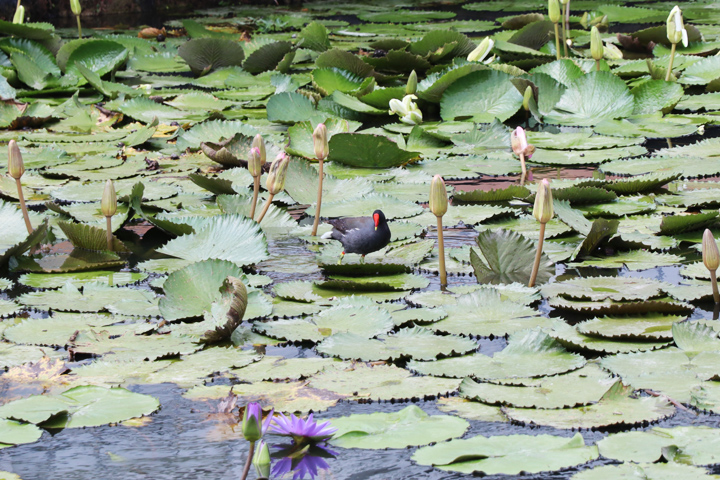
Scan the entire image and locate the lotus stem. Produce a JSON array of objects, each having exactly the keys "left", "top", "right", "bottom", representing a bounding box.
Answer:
[
  {"left": 711, "top": 270, "right": 720, "bottom": 304},
  {"left": 595, "top": 59, "right": 600, "bottom": 72},
  {"left": 666, "top": 43, "right": 676, "bottom": 81},
  {"left": 561, "top": 16, "right": 567, "bottom": 58},
  {"left": 250, "top": 176, "right": 260, "bottom": 220},
  {"left": 256, "top": 193, "right": 274, "bottom": 224},
  {"left": 554, "top": 23, "right": 561, "bottom": 60},
  {"left": 564, "top": 1, "right": 570, "bottom": 57},
  {"left": 76, "top": 15, "right": 82, "bottom": 39},
  {"left": 15, "top": 178, "right": 32, "bottom": 234},
  {"left": 437, "top": 216, "right": 447, "bottom": 287},
  {"left": 240, "top": 440, "right": 255, "bottom": 480},
  {"left": 519, "top": 152, "right": 527, "bottom": 181},
  {"left": 106, "top": 216, "right": 113, "bottom": 251},
  {"left": 311, "top": 159, "right": 324, "bottom": 236},
  {"left": 528, "top": 222, "right": 546, "bottom": 288}
]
